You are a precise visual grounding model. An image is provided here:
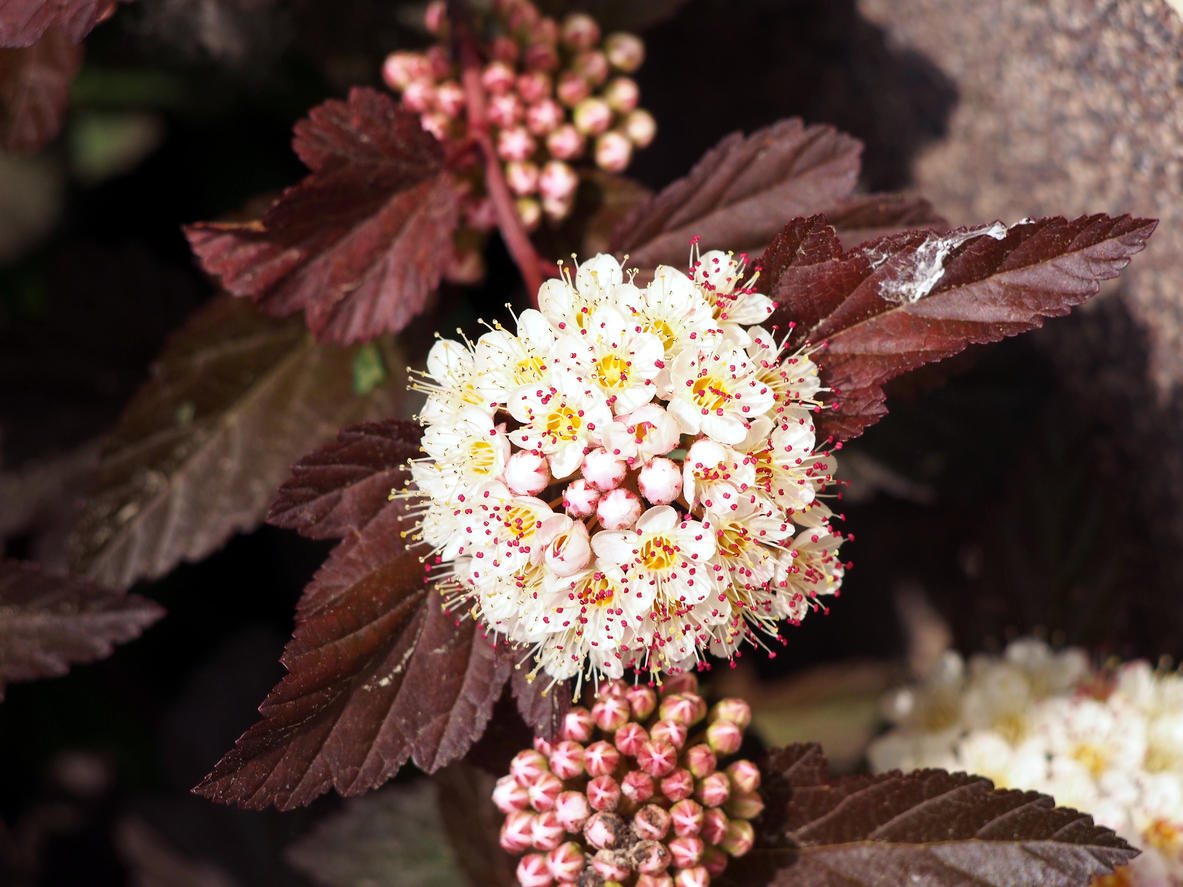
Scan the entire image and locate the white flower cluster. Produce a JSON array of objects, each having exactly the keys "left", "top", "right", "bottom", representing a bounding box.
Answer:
[
  {"left": 870, "top": 638, "right": 1183, "bottom": 887},
  {"left": 407, "top": 250, "right": 844, "bottom": 684}
]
